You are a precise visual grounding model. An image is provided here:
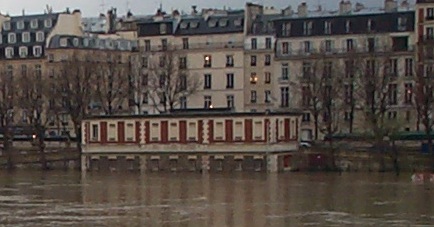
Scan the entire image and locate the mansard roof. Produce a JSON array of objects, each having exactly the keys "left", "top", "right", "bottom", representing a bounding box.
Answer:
[
  {"left": 273, "top": 10, "right": 415, "bottom": 38},
  {"left": 48, "top": 35, "right": 138, "bottom": 51}
]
